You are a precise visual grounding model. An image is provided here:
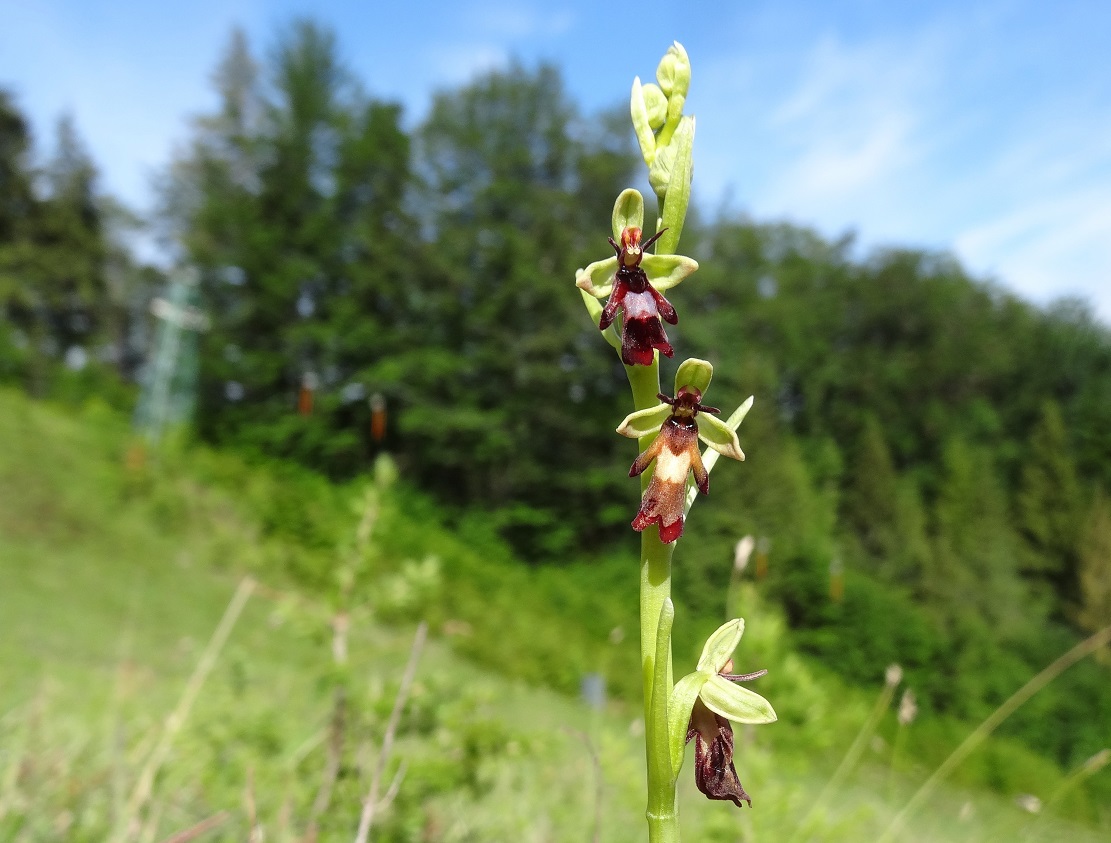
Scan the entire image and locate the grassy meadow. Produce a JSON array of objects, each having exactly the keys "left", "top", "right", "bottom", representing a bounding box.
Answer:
[{"left": 0, "top": 388, "right": 1107, "bottom": 842}]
